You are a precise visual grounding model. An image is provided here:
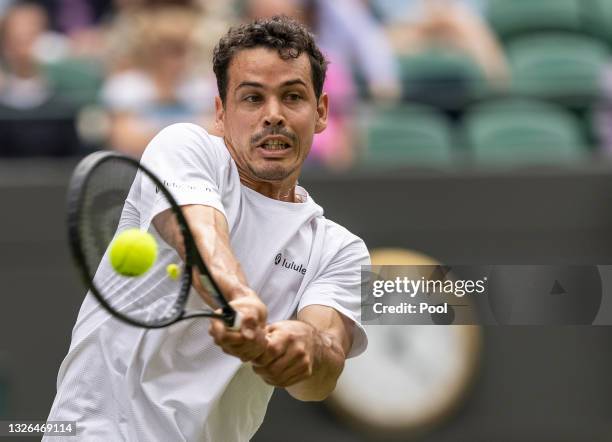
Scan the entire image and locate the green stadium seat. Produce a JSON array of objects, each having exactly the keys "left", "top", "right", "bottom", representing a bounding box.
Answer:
[
  {"left": 362, "top": 104, "right": 453, "bottom": 167},
  {"left": 463, "top": 98, "right": 586, "bottom": 165},
  {"left": 508, "top": 33, "right": 610, "bottom": 102},
  {"left": 582, "top": 0, "right": 612, "bottom": 44},
  {"left": 487, "top": 0, "right": 582, "bottom": 39},
  {"left": 398, "top": 49, "right": 487, "bottom": 109},
  {"left": 43, "top": 58, "right": 104, "bottom": 107}
]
